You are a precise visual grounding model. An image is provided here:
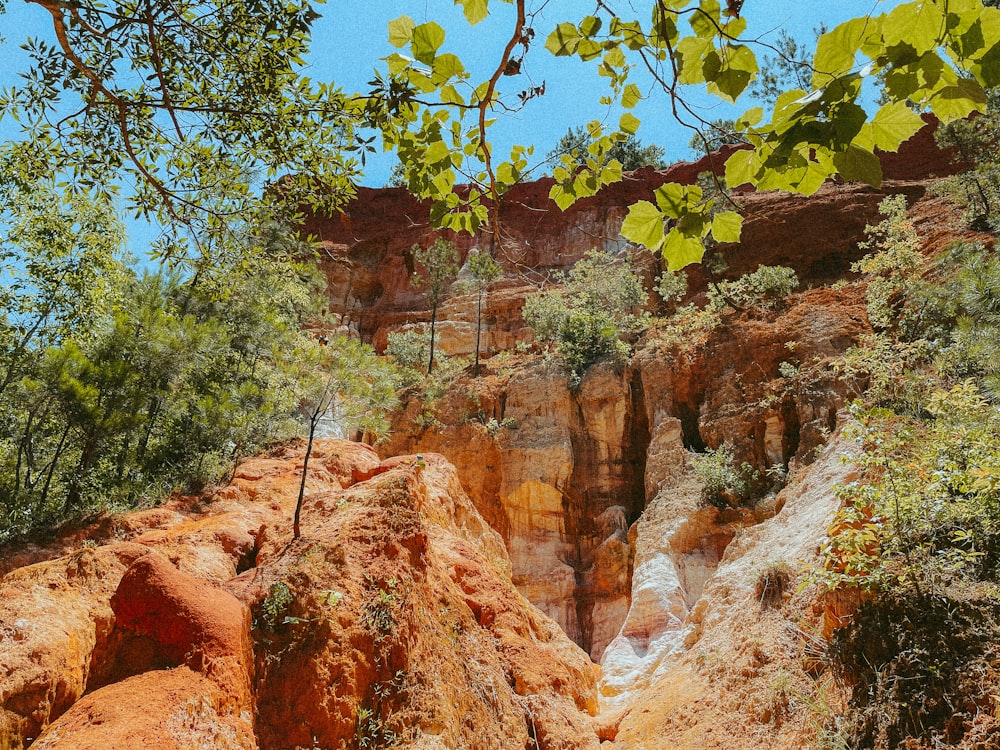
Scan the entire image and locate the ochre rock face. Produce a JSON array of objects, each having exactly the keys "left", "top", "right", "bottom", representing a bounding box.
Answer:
[
  {"left": 303, "top": 116, "right": 957, "bottom": 353},
  {"left": 0, "top": 442, "right": 600, "bottom": 750}
]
